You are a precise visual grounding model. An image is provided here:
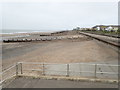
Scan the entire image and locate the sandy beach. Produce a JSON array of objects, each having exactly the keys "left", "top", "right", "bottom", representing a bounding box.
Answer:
[{"left": 2, "top": 31, "right": 118, "bottom": 69}]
